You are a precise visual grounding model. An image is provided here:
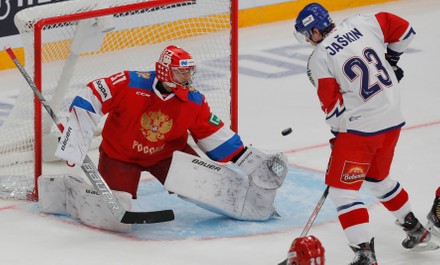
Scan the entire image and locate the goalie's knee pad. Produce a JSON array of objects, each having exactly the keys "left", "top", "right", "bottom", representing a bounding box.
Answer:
[{"left": 38, "top": 175, "right": 131, "bottom": 233}]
